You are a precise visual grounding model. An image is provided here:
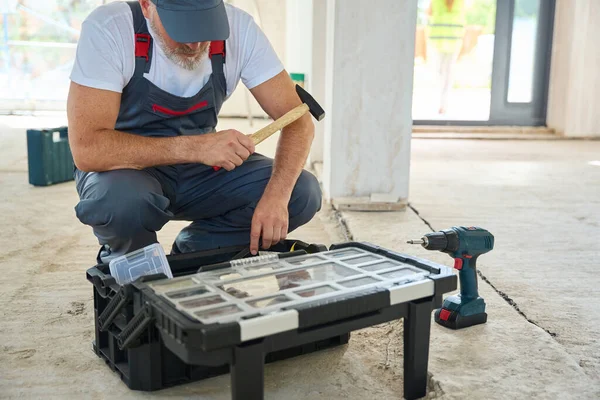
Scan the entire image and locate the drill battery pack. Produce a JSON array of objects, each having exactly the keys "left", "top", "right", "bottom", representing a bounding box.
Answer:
[{"left": 435, "top": 307, "right": 488, "bottom": 329}]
